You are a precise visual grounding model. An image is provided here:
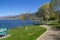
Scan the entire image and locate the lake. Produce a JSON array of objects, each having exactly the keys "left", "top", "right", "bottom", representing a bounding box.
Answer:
[{"left": 0, "top": 20, "right": 34, "bottom": 29}]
